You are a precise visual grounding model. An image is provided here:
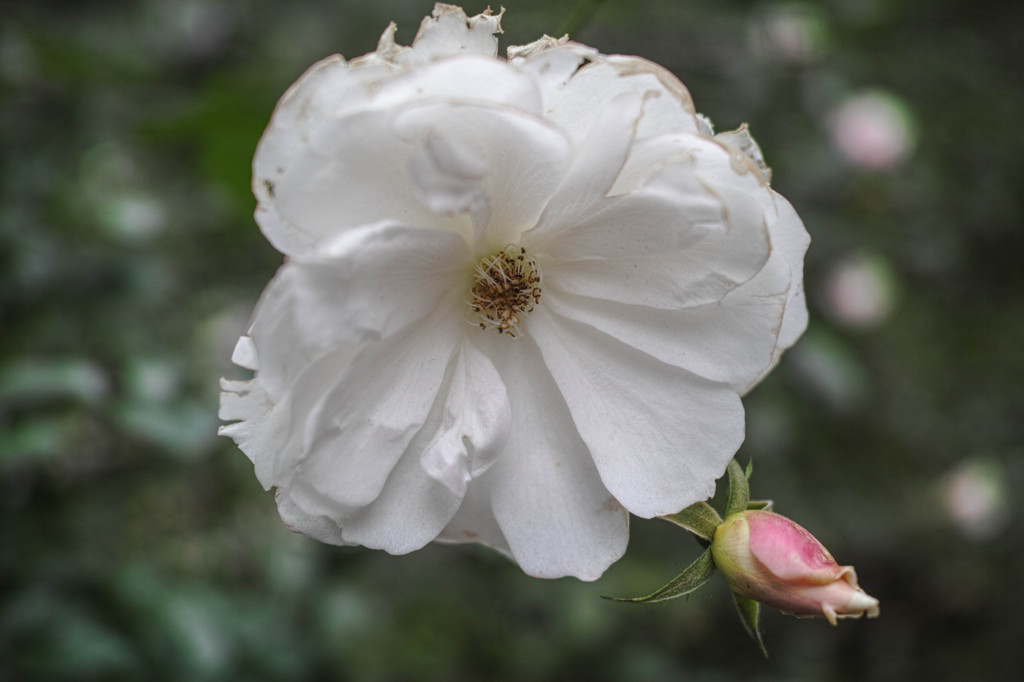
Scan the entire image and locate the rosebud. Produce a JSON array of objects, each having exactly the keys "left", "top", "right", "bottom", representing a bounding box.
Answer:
[{"left": 712, "top": 510, "right": 880, "bottom": 624}]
